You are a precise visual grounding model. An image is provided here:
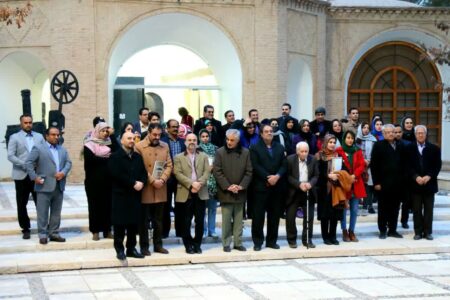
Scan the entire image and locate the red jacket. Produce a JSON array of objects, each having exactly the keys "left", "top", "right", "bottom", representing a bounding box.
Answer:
[{"left": 336, "top": 147, "right": 367, "bottom": 198}]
